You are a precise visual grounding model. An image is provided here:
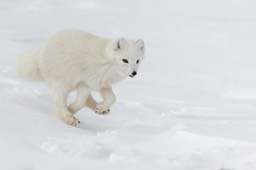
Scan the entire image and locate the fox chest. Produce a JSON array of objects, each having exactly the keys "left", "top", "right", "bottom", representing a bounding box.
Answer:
[{"left": 79, "top": 68, "right": 123, "bottom": 90}]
